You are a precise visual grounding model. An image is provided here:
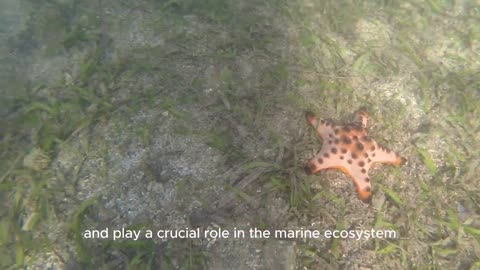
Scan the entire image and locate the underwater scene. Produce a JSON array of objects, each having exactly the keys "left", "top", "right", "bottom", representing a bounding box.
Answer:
[{"left": 1, "top": 0, "right": 479, "bottom": 269}]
